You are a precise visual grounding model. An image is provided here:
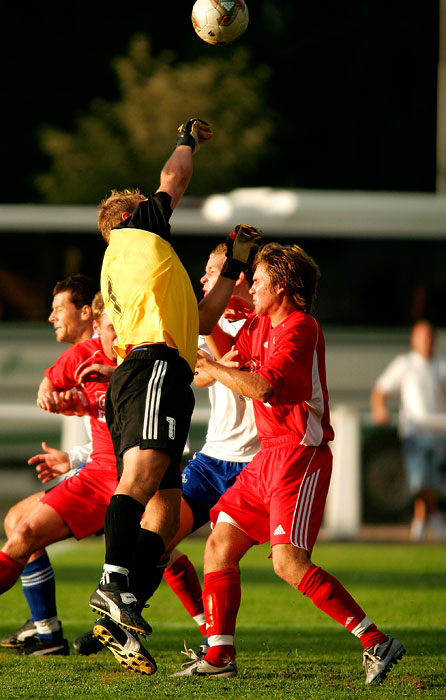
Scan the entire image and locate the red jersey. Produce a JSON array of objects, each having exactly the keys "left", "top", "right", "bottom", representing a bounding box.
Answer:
[
  {"left": 45, "top": 337, "right": 116, "bottom": 473},
  {"left": 235, "top": 310, "right": 334, "bottom": 445}
]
